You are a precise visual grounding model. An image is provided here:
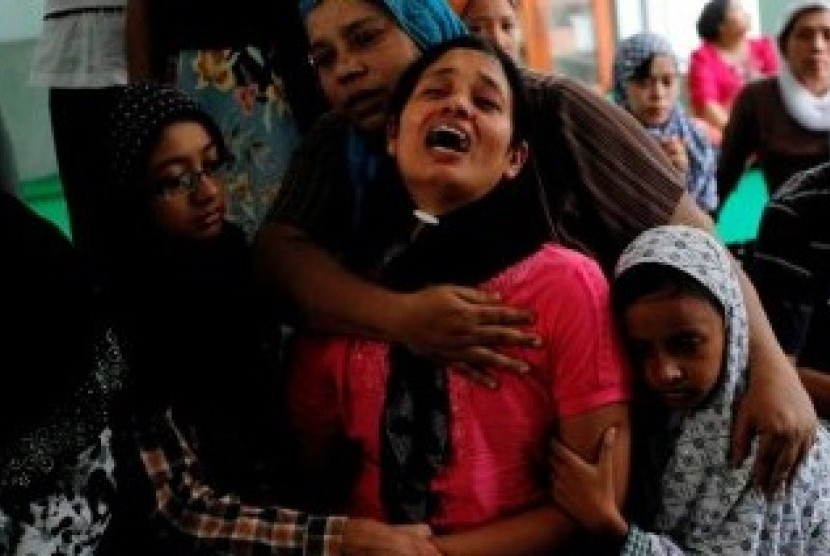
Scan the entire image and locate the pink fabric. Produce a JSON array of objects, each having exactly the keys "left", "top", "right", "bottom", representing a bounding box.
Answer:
[
  {"left": 289, "top": 244, "right": 630, "bottom": 532},
  {"left": 688, "top": 37, "right": 779, "bottom": 113}
]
